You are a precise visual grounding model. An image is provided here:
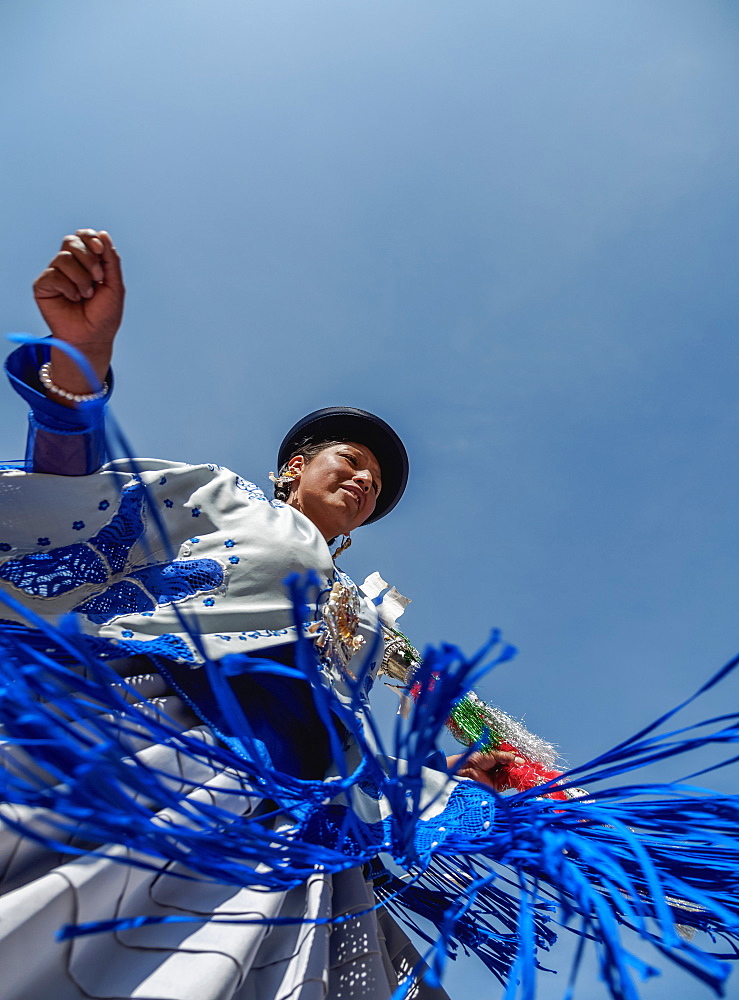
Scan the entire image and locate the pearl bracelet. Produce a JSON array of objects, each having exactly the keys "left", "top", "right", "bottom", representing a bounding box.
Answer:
[{"left": 38, "top": 361, "right": 109, "bottom": 403}]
